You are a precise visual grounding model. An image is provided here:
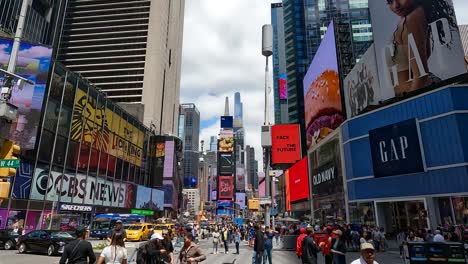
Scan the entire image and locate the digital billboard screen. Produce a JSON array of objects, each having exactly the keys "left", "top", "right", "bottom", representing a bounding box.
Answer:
[
  {"left": 218, "top": 176, "right": 234, "bottom": 200},
  {"left": 219, "top": 153, "right": 233, "bottom": 175},
  {"left": 221, "top": 116, "right": 233, "bottom": 128},
  {"left": 235, "top": 192, "right": 246, "bottom": 209},
  {"left": 218, "top": 129, "right": 234, "bottom": 153},
  {"left": 0, "top": 38, "right": 53, "bottom": 150},
  {"left": 235, "top": 167, "right": 245, "bottom": 192},
  {"left": 288, "top": 158, "right": 309, "bottom": 202},
  {"left": 303, "top": 21, "right": 343, "bottom": 148},
  {"left": 279, "top": 73, "right": 288, "bottom": 100},
  {"left": 271, "top": 124, "right": 301, "bottom": 165}
]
